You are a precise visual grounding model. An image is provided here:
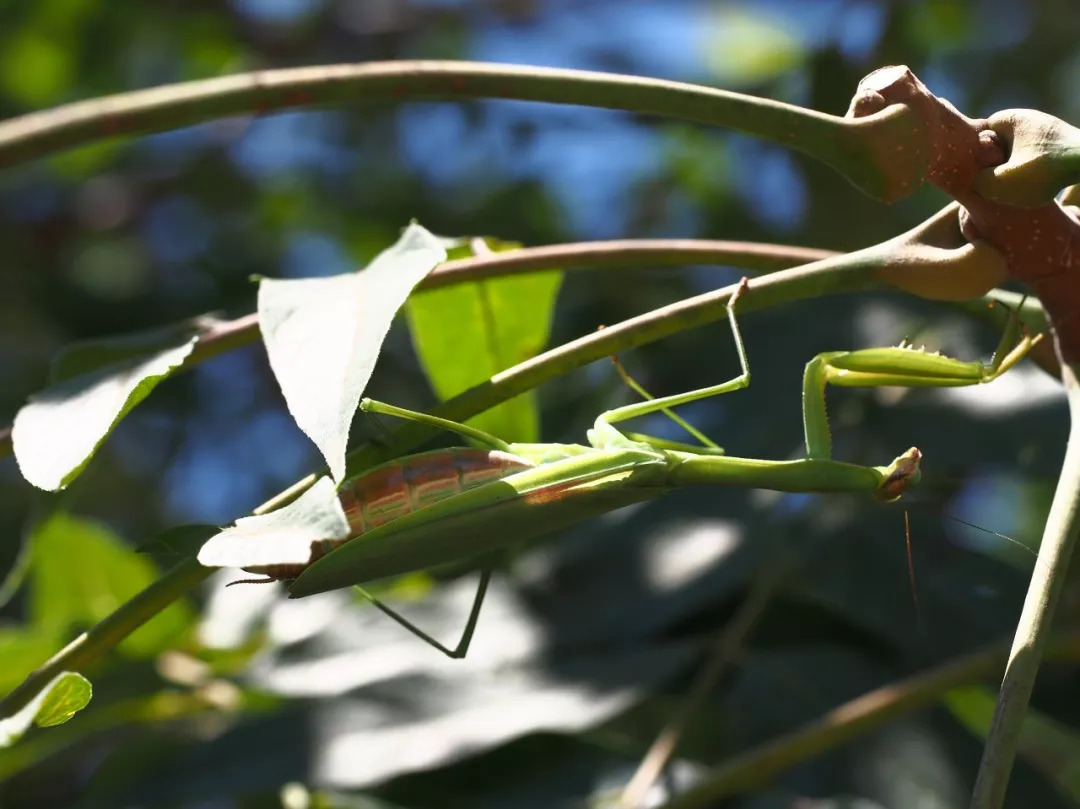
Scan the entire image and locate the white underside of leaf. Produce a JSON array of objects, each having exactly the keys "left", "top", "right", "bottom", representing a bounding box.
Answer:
[
  {"left": 12, "top": 338, "right": 197, "bottom": 491},
  {"left": 258, "top": 223, "right": 446, "bottom": 481},
  {"left": 197, "top": 477, "right": 350, "bottom": 568}
]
